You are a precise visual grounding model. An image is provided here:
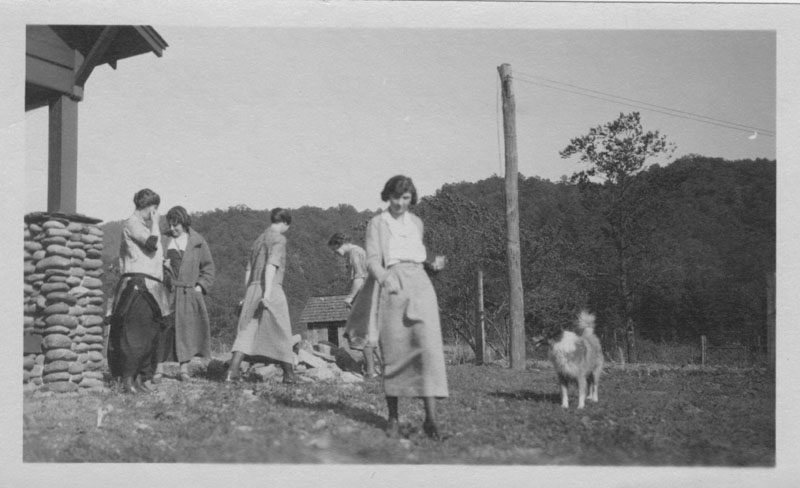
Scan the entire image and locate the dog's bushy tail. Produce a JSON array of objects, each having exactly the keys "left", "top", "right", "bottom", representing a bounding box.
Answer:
[{"left": 577, "top": 310, "right": 596, "bottom": 334}]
